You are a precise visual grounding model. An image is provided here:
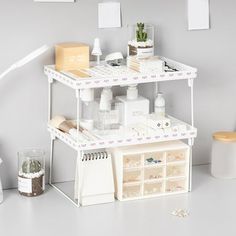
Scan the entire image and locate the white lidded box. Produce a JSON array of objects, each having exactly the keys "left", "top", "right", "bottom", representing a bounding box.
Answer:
[
  {"left": 108, "top": 140, "right": 190, "bottom": 201},
  {"left": 0, "top": 158, "right": 2, "bottom": 203},
  {"left": 211, "top": 132, "right": 236, "bottom": 179}
]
